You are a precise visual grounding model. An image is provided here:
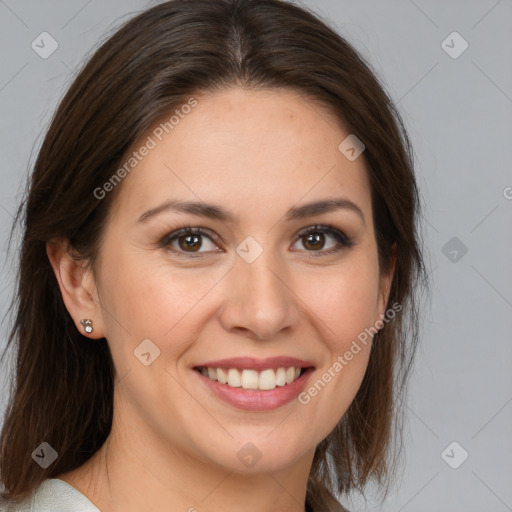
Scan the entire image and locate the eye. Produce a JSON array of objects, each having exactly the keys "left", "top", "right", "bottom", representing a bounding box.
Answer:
[
  {"left": 160, "top": 224, "right": 354, "bottom": 259},
  {"left": 292, "top": 225, "right": 354, "bottom": 256},
  {"left": 161, "top": 227, "right": 221, "bottom": 257}
]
